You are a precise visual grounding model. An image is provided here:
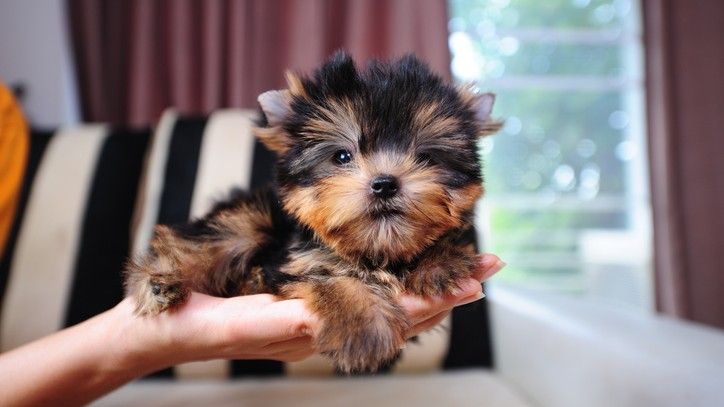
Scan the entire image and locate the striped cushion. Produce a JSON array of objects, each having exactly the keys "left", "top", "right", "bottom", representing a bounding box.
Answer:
[
  {"left": 0, "top": 109, "right": 492, "bottom": 379},
  {"left": 0, "top": 126, "right": 148, "bottom": 348}
]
